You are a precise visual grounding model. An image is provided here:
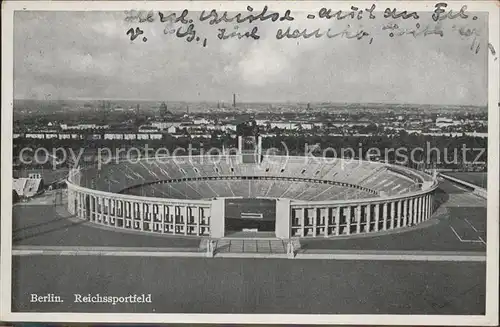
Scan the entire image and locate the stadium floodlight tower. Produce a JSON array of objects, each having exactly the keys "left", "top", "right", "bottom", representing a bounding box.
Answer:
[{"left": 238, "top": 135, "right": 263, "bottom": 164}]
